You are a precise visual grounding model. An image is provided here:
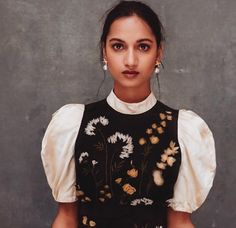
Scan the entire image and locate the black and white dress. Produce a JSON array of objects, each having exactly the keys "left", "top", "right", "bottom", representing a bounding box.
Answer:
[{"left": 41, "top": 89, "right": 216, "bottom": 228}]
